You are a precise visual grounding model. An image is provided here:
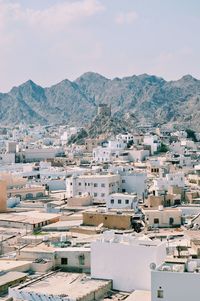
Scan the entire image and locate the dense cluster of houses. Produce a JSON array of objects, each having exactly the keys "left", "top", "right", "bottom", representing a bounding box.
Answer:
[{"left": 0, "top": 122, "right": 200, "bottom": 301}]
